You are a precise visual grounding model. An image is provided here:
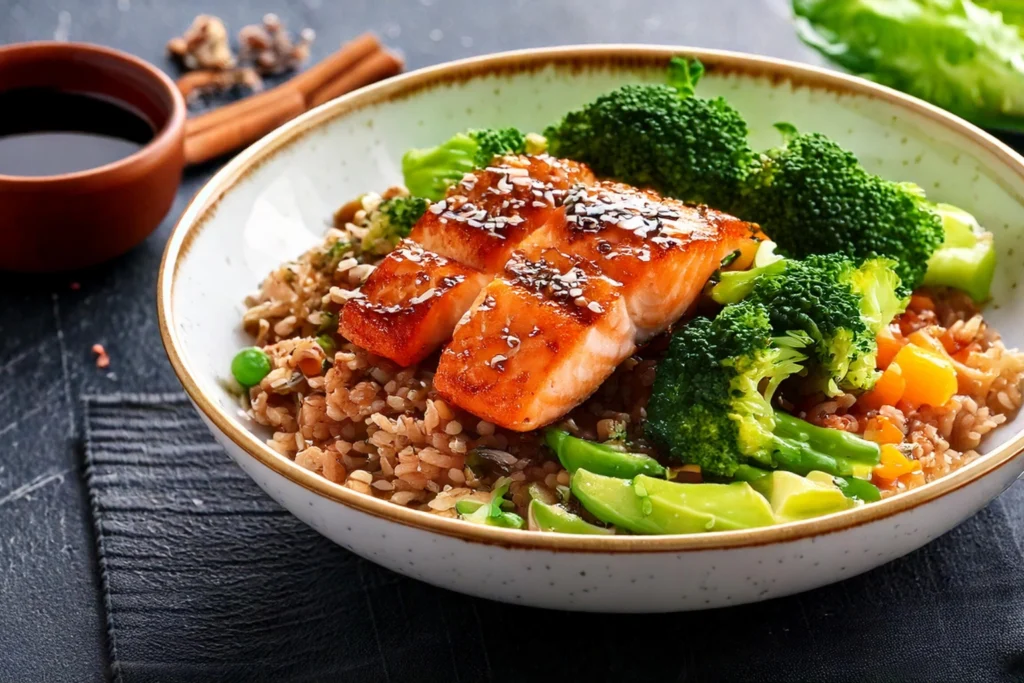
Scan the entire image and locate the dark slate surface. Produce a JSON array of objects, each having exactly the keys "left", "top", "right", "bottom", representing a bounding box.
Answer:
[
  {"left": 0, "top": 1, "right": 935, "bottom": 682},
  {"left": 86, "top": 396, "right": 1024, "bottom": 683}
]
